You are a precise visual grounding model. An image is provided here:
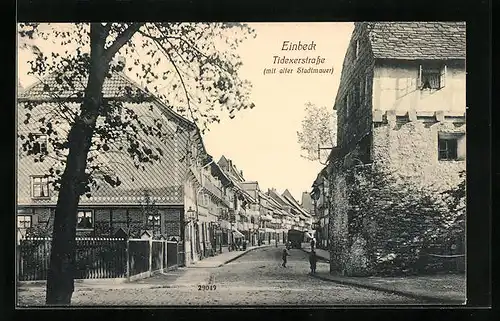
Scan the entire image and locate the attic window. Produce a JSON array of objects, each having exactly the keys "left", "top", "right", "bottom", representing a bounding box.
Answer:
[{"left": 419, "top": 64, "right": 447, "bottom": 90}]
